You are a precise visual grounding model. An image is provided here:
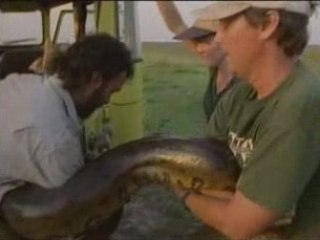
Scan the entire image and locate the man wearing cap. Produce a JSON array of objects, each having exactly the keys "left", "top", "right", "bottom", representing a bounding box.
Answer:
[
  {"left": 175, "top": 1, "right": 320, "bottom": 240},
  {"left": 156, "top": 1, "right": 236, "bottom": 121}
]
